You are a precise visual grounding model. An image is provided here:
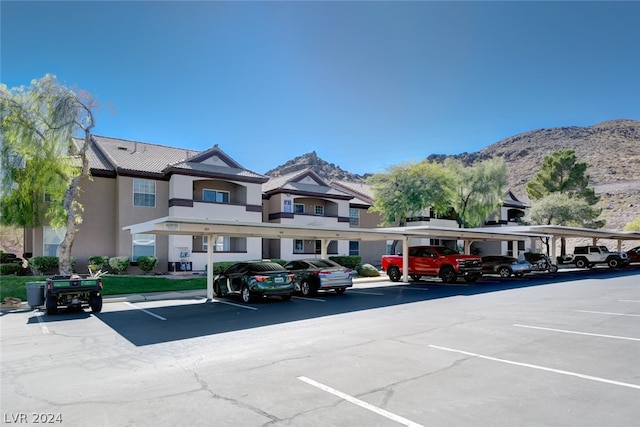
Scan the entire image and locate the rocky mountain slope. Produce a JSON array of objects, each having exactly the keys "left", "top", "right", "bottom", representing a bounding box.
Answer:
[{"left": 267, "top": 119, "right": 640, "bottom": 232}]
